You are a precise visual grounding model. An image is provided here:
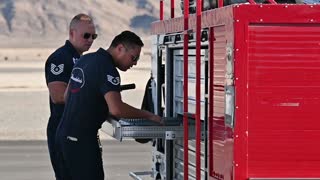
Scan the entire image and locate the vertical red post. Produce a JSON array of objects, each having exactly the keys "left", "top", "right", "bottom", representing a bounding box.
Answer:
[
  {"left": 218, "top": 0, "right": 224, "bottom": 8},
  {"left": 183, "top": 0, "right": 189, "bottom": 180},
  {"left": 171, "top": 0, "right": 175, "bottom": 18},
  {"left": 195, "top": 0, "right": 202, "bottom": 179},
  {"left": 208, "top": 27, "right": 214, "bottom": 177},
  {"left": 160, "top": 0, "right": 164, "bottom": 20}
]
